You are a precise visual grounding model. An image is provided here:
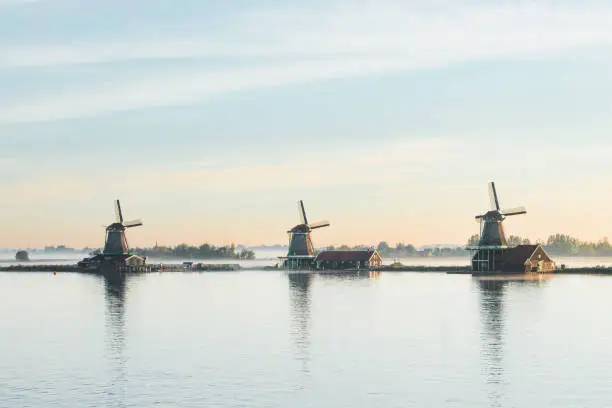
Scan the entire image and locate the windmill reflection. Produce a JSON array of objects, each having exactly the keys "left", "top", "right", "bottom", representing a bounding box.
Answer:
[
  {"left": 287, "top": 272, "right": 312, "bottom": 372},
  {"left": 103, "top": 274, "right": 129, "bottom": 406},
  {"left": 476, "top": 275, "right": 548, "bottom": 408}
]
